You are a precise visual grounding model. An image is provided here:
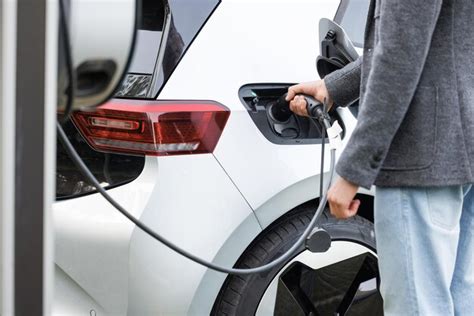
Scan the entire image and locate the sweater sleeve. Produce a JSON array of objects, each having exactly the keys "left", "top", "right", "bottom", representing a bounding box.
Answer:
[
  {"left": 335, "top": 0, "right": 443, "bottom": 189},
  {"left": 324, "top": 57, "right": 362, "bottom": 108}
]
